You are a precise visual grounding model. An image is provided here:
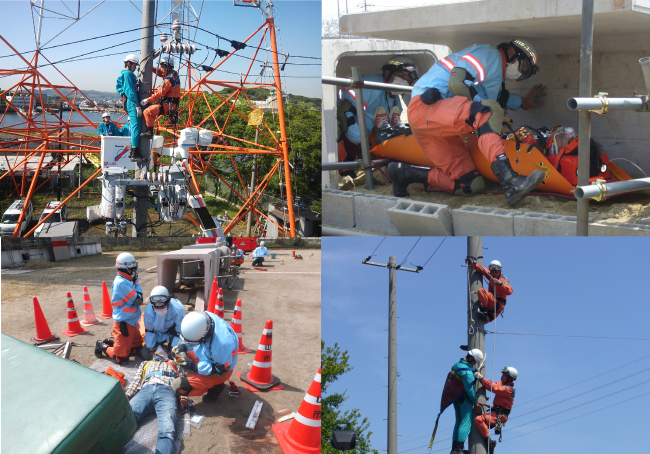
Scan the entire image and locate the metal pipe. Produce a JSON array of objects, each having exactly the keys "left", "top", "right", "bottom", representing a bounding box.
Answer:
[
  {"left": 640, "top": 57, "right": 650, "bottom": 98},
  {"left": 567, "top": 97, "right": 645, "bottom": 111},
  {"left": 351, "top": 67, "right": 374, "bottom": 190},
  {"left": 577, "top": 0, "right": 594, "bottom": 236},
  {"left": 574, "top": 177, "right": 650, "bottom": 199},
  {"left": 321, "top": 158, "right": 391, "bottom": 172},
  {"left": 322, "top": 76, "right": 413, "bottom": 93},
  {"left": 322, "top": 226, "right": 374, "bottom": 236}
]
